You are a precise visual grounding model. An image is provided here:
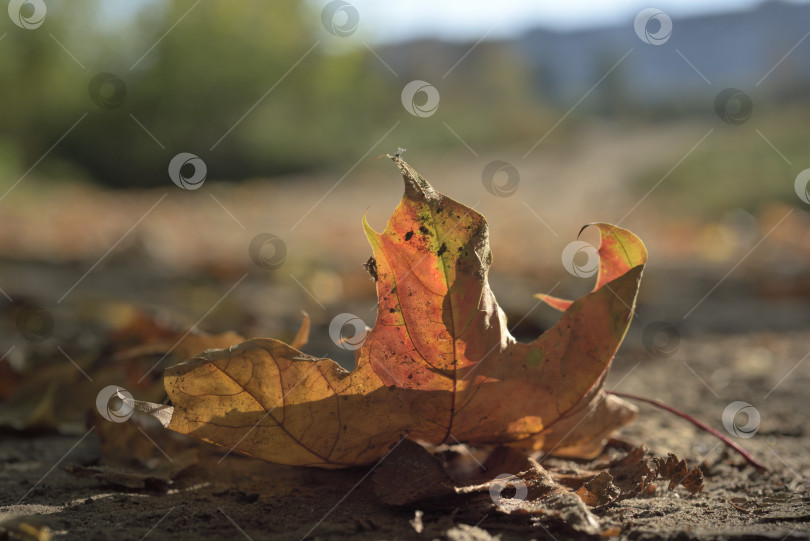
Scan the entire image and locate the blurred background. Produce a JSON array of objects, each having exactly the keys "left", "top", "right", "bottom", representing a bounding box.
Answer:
[{"left": 2, "top": 0, "right": 810, "bottom": 374}]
